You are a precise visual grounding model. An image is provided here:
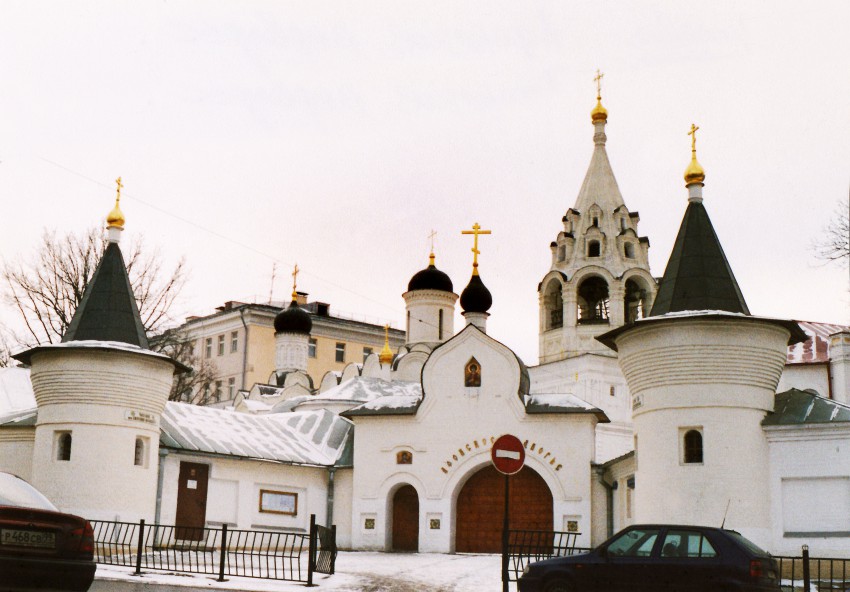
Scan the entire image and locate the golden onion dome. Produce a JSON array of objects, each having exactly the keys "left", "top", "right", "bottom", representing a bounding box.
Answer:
[
  {"left": 591, "top": 98, "right": 608, "bottom": 123},
  {"left": 106, "top": 198, "right": 125, "bottom": 228},
  {"left": 378, "top": 325, "right": 394, "bottom": 365},
  {"left": 684, "top": 154, "right": 706, "bottom": 185}
]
